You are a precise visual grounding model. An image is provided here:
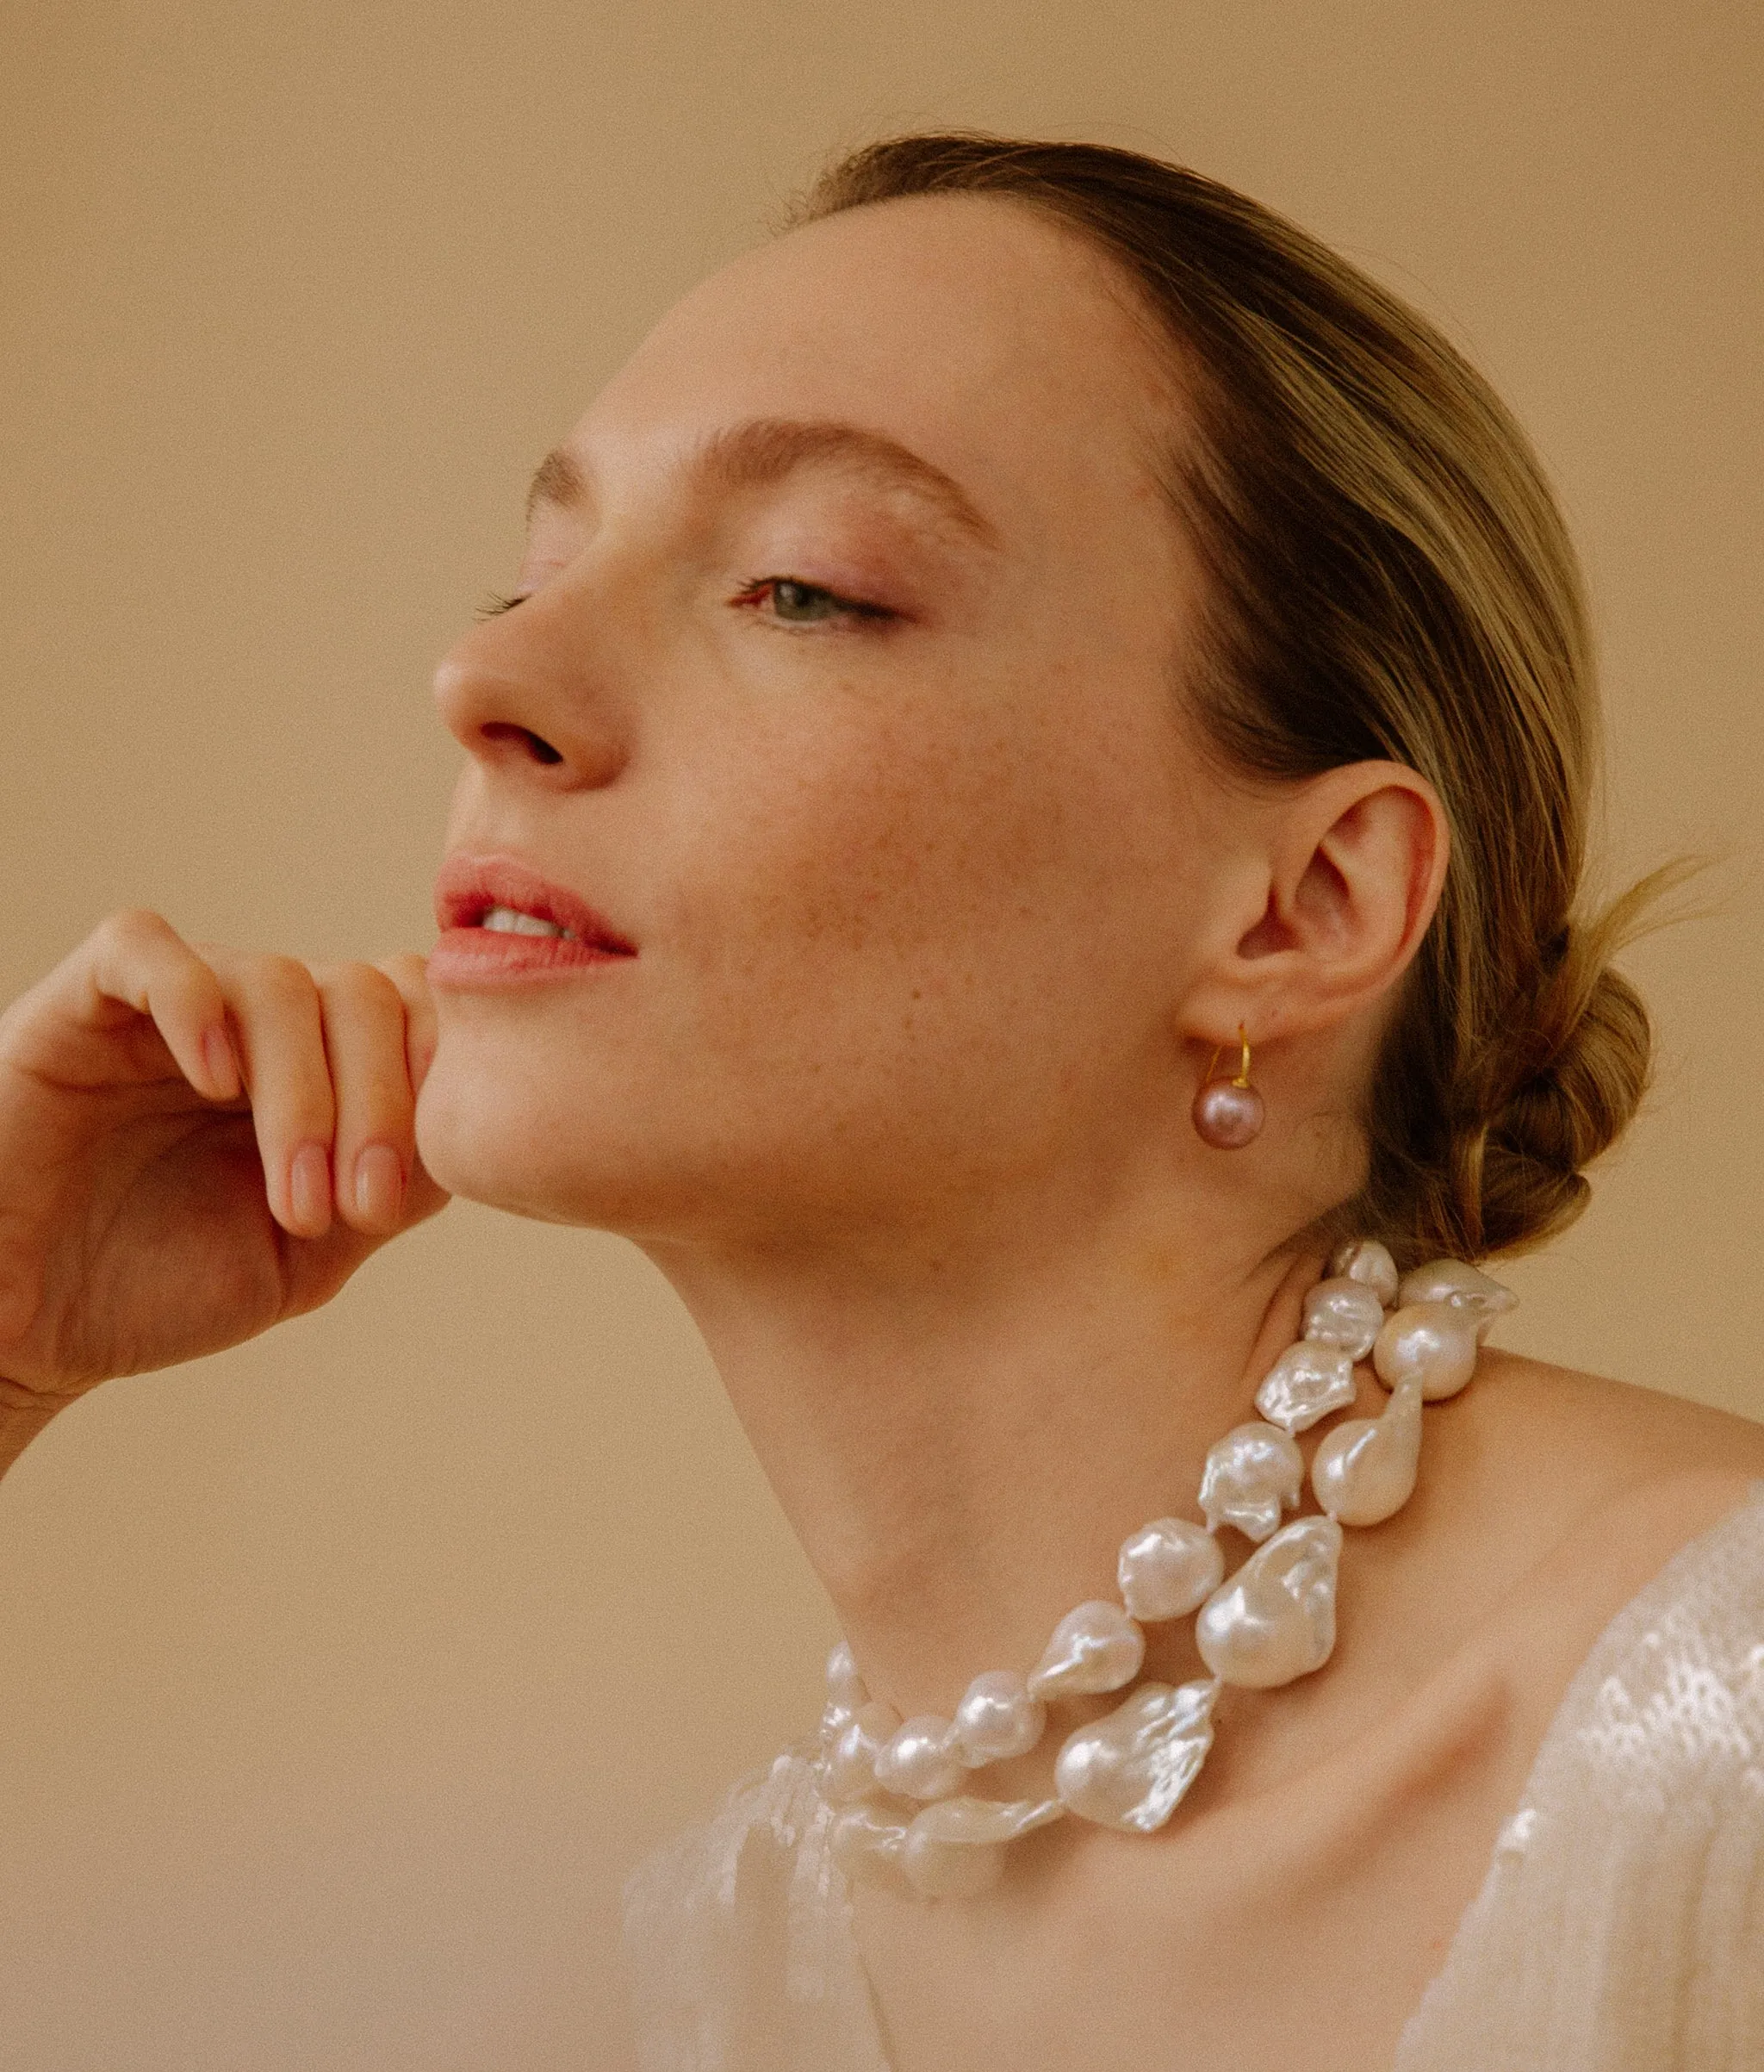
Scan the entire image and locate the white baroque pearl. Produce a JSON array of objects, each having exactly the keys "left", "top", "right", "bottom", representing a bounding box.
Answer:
[
  {"left": 1054, "top": 1678, "right": 1220, "bottom": 1832},
  {"left": 1254, "top": 1342, "right": 1357, "bottom": 1434},
  {"left": 825, "top": 1639, "right": 869, "bottom": 1710},
  {"left": 822, "top": 1699, "right": 903, "bottom": 1802},
  {"left": 829, "top": 1801, "right": 908, "bottom": 1884},
  {"left": 1312, "top": 1376, "right": 1423, "bottom": 1526},
  {"left": 910, "top": 1794, "right": 1065, "bottom": 1848},
  {"left": 901, "top": 1799, "right": 1062, "bottom": 1898},
  {"left": 899, "top": 1826, "right": 1006, "bottom": 1898},
  {"left": 953, "top": 1670, "right": 1047, "bottom": 1767},
  {"left": 1117, "top": 1517, "right": 1226, "bottom": 1621},
  {"left": 1302, "top": 1276, "right": 1386, "bottom": 1360},
  {"left": 1196, "top": 1516, "right": 1343, "bottom": 1688},
  {"left": 1396, "top": 1258, "right": 1519, "bottom": 1338},
  {"left": 1330, "top": 1237, "right": 1401, "bottom": 1307},
  {"left": 1199, "top": 1422, "right": 1305, "bottom": 1540},
  {"left": 1027, "top": 1601, "right": 1146, "bottom": 1702},
  {"left": 820, "top": 1640, "right": 870, "bottom": 1746},
  {"left": 1373, "top": 1300, "right": 1480, "bottom": 1400},
  {"left": 874, "top": 1714, "right": 966, "bottom": 1800}
]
